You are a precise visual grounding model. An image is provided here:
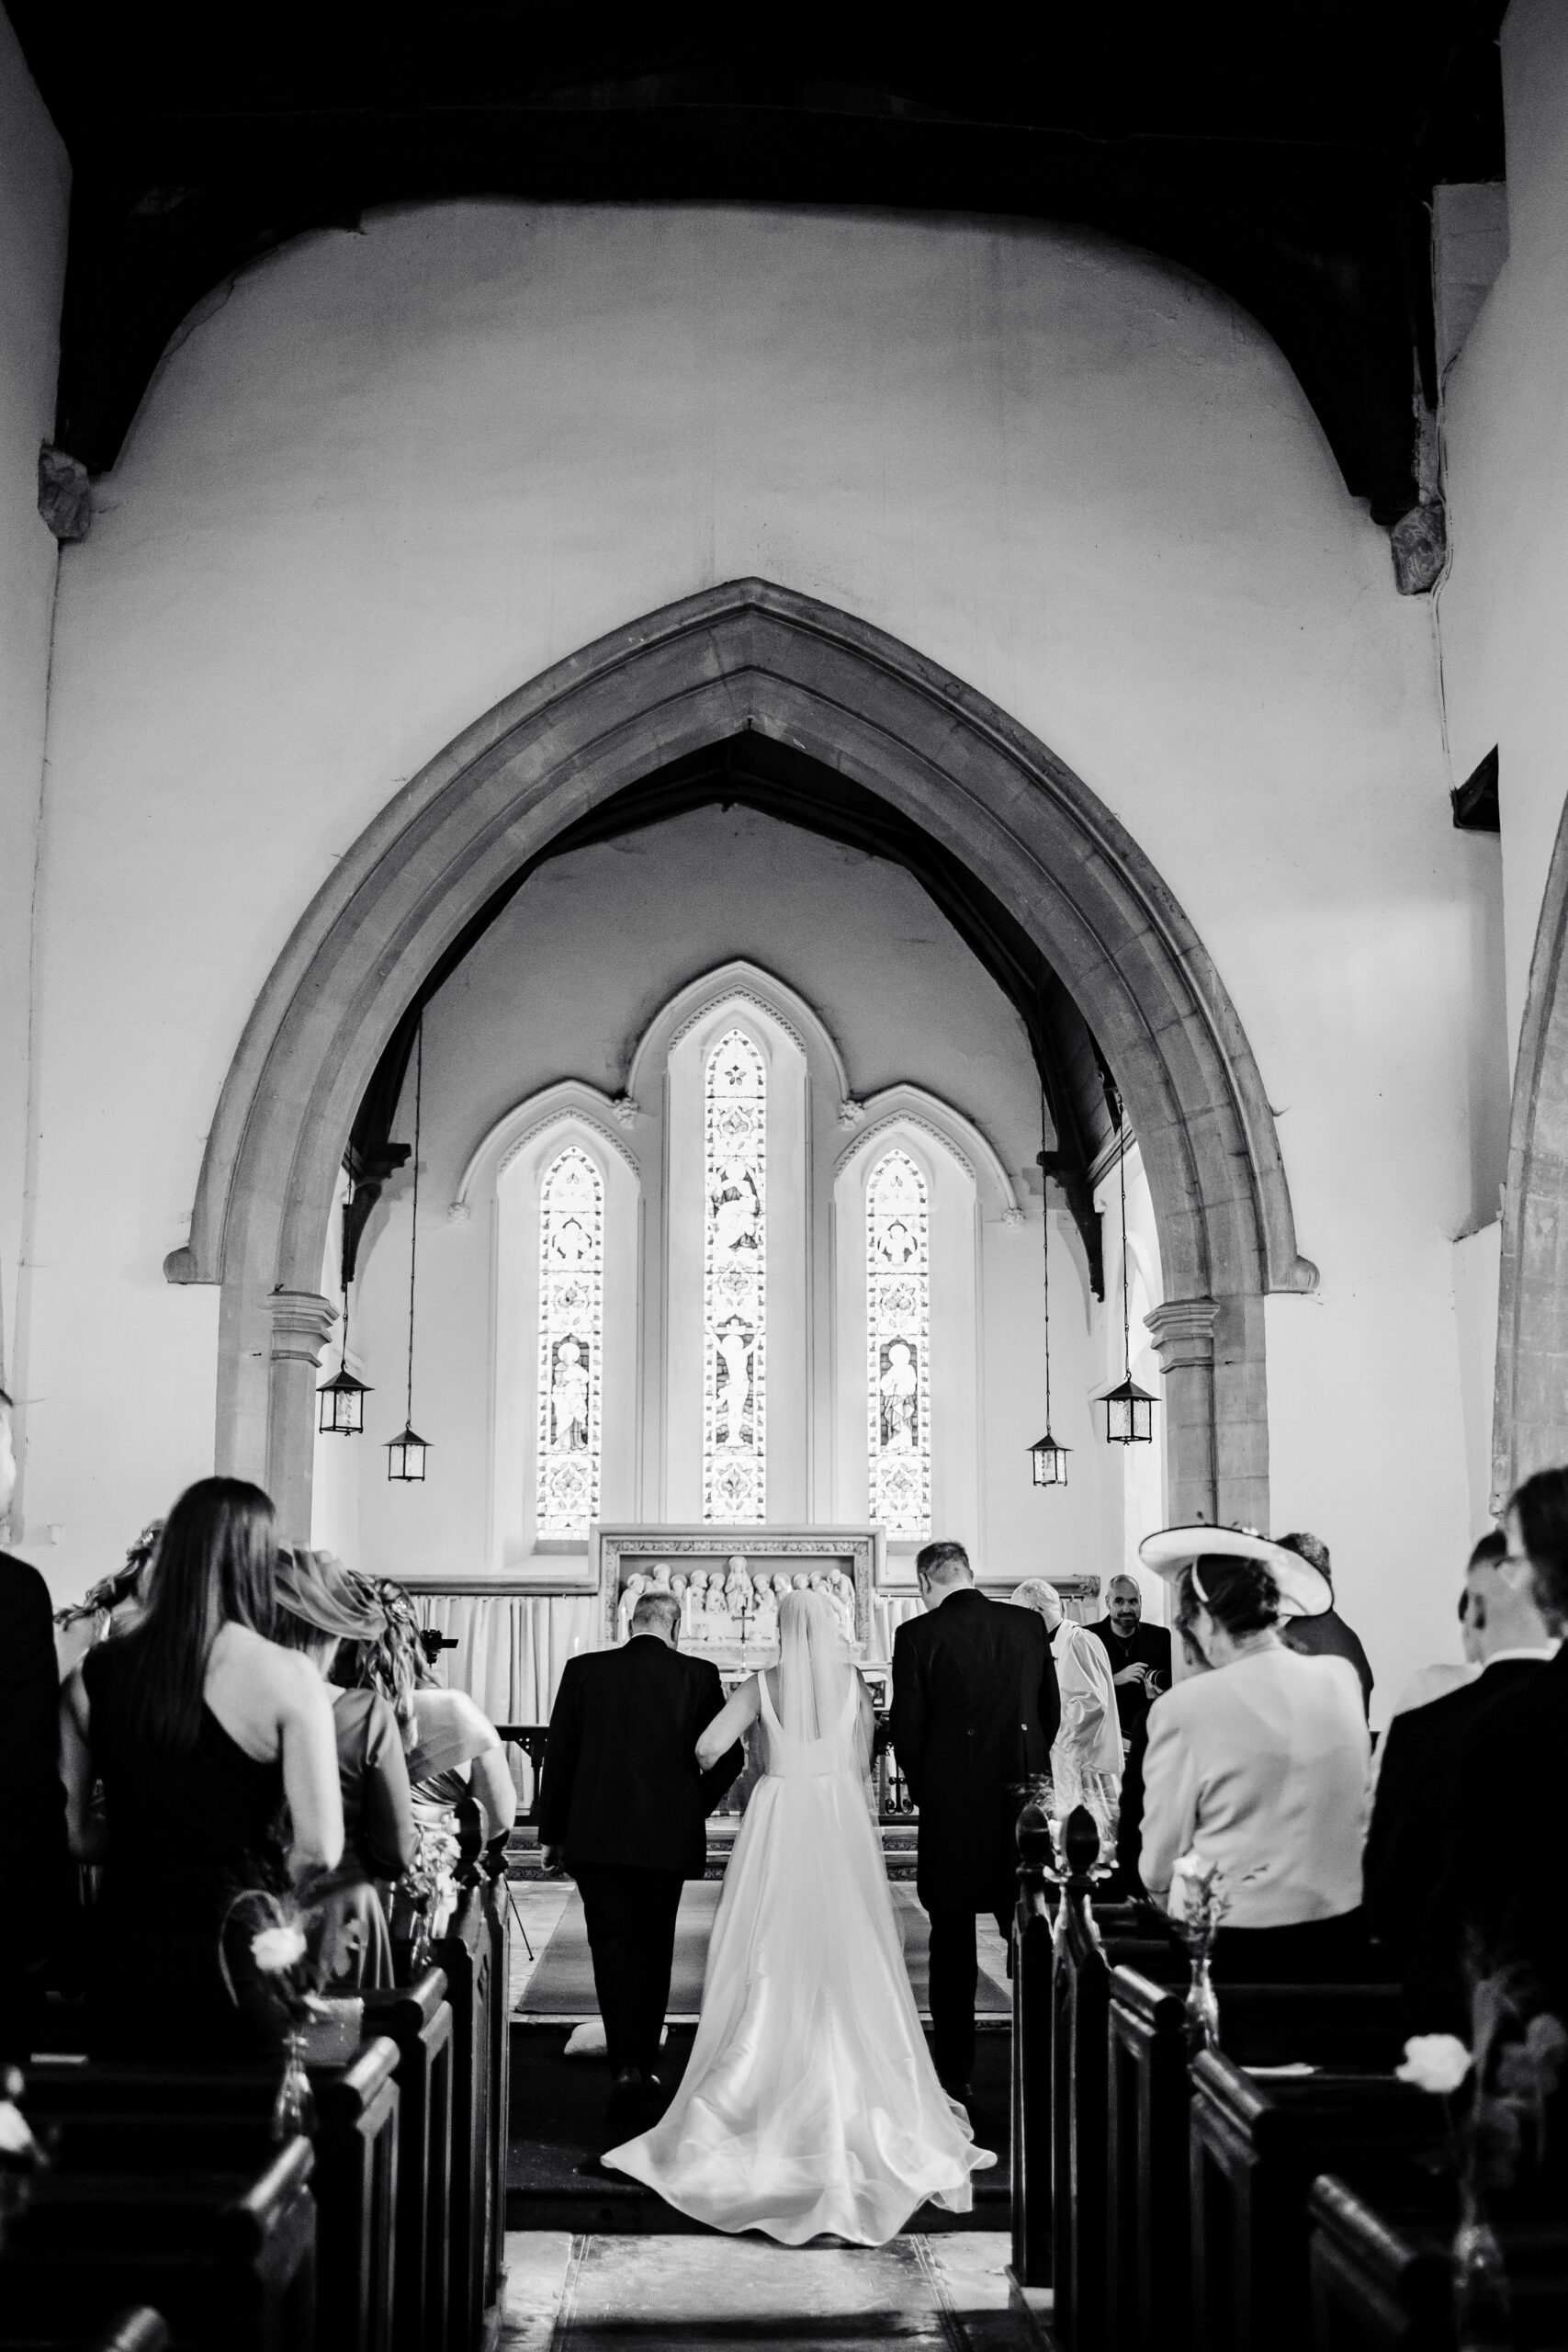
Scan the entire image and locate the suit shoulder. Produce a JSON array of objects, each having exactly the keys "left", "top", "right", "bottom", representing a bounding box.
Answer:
[{"left": 0, "top": 1551, "right": 54, "bottom": 1617}]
